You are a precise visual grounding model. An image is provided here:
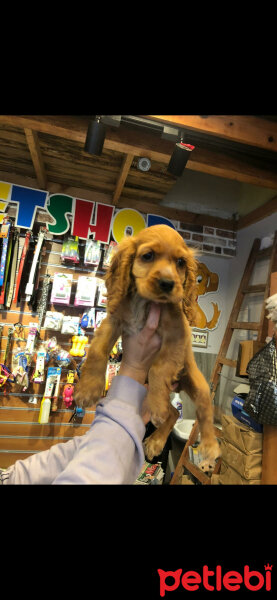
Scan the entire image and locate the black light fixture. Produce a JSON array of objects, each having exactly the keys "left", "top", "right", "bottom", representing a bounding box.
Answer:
[
  {"left": 167, "top": 133, "right": 195, "bottom": 177},
  {"left": 84, "top": 116, "right": 106, "bottom": 156}
]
